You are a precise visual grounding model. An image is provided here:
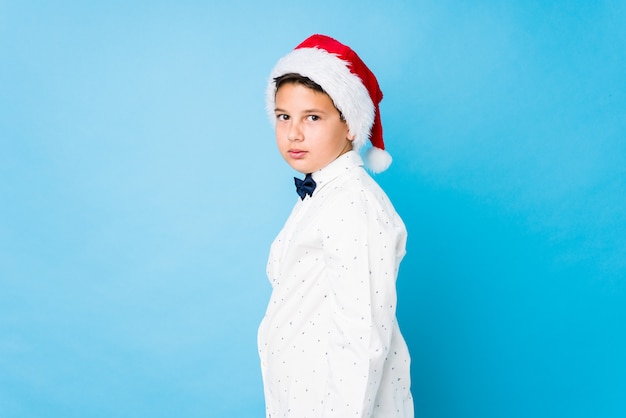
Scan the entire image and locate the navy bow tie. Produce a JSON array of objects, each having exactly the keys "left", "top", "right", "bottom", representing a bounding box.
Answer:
[{"left": 294, "top": 173, "right": 316, "bottom": 200}]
